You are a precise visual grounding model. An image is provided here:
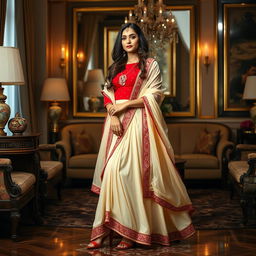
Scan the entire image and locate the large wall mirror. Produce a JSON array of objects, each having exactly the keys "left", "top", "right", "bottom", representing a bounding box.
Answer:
[{"left": 72, "top": 6, "right": 196, "bottom": 117}]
